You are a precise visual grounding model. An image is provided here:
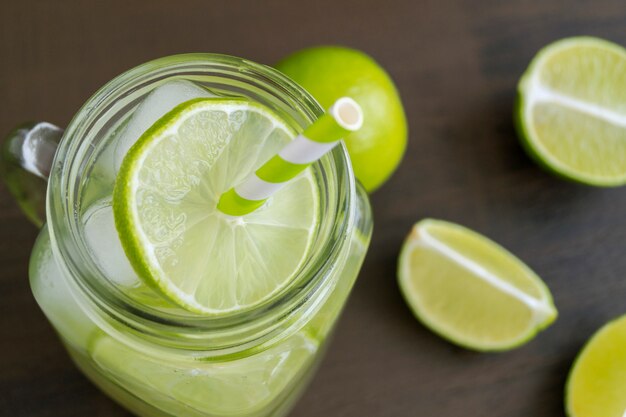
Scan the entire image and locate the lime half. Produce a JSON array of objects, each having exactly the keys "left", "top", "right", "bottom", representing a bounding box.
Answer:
[
  {"left": 398, "top": 219, "right": 557, "bottom": 351},
  {"left": 517, "top": 37, "right": 626, "bottom": 186},
  {"left": 114, "top": 98, "right": 318, "bottom": 315},
  {"left": 566, "top": 315, "right": 626, "bottom": 417}
]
